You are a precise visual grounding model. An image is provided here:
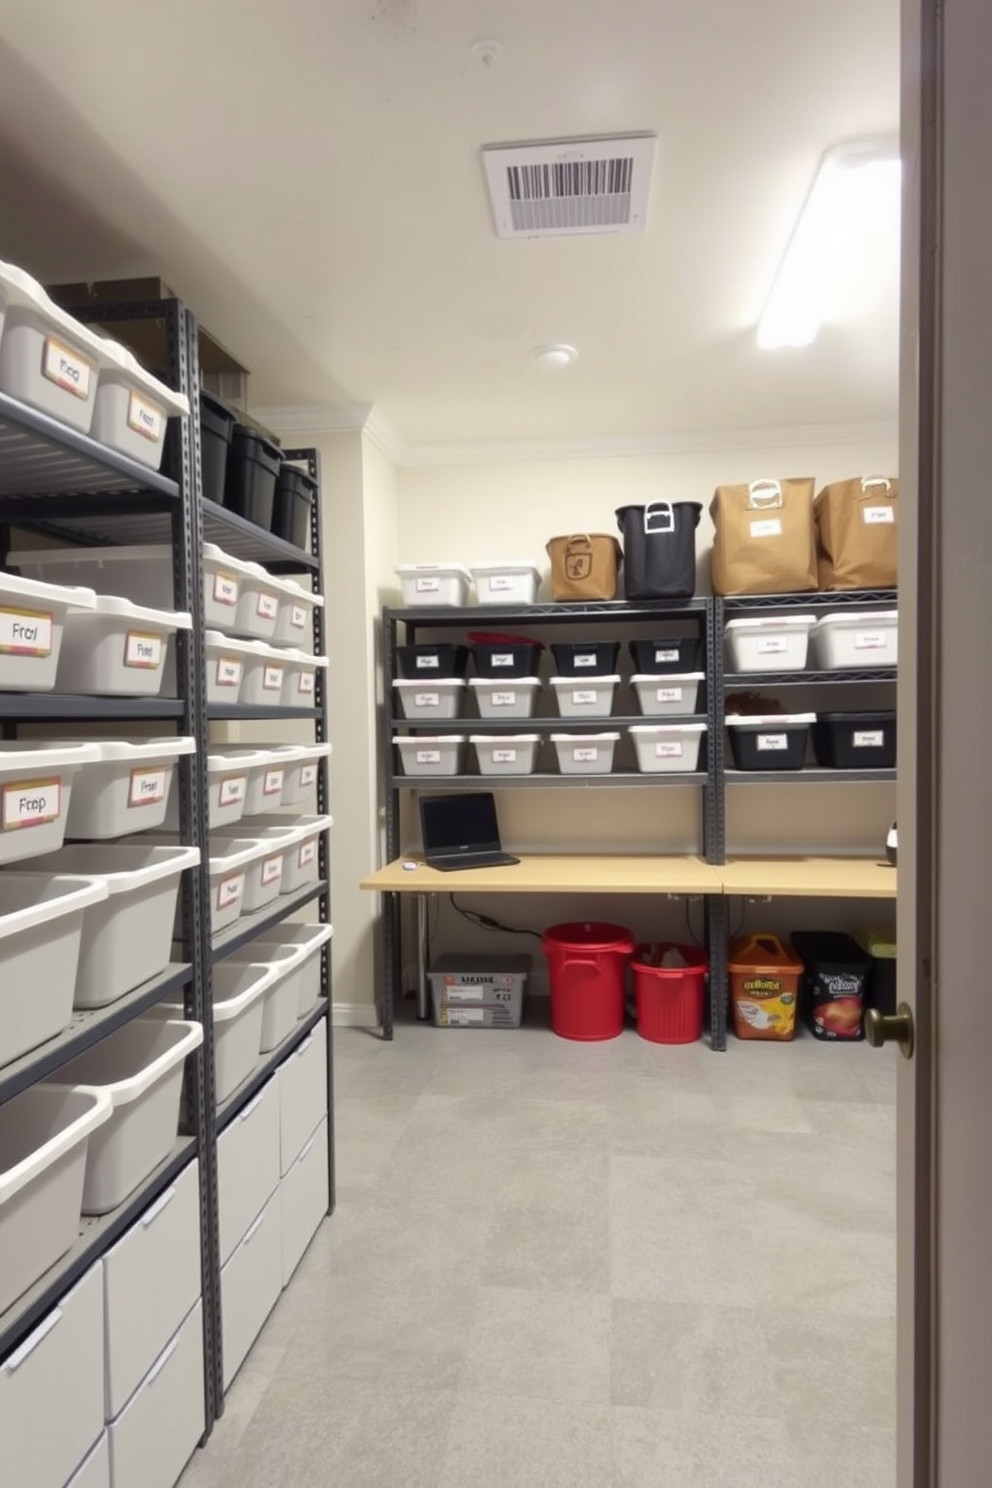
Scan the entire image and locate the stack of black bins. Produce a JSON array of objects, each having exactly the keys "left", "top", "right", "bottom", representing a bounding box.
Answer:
[
  {"left": 224, "top": 423, "right": 281, "bottom": 529},
  {"left": 469, "top": 633, "right": 543, "bottom": 678},
  {"left": 395, "top": 643, "right": 470, "bottom": 679},
  {"left": 199, "top": 390, "right": 235, "bottom": 505},
  {"left": 551, "top": 641, "right": 619, "bottom": 675},
  {"left": 628, "top": 637, "right": 702, "bottom": 674}
]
